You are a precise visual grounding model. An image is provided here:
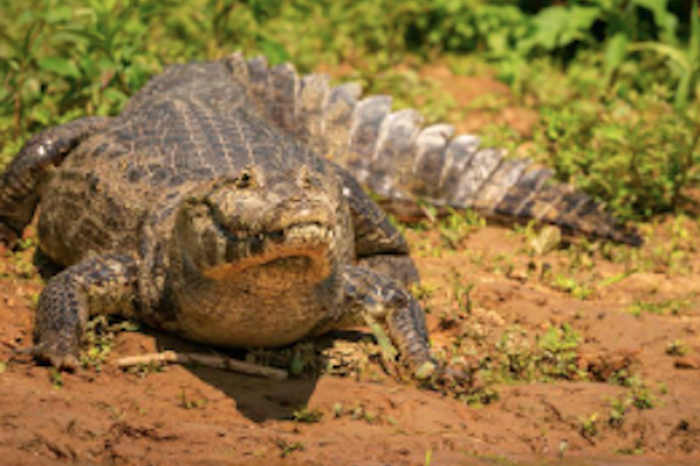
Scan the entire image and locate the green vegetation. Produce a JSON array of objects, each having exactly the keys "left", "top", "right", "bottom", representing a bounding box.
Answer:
[
  {"left": 0, "top": 0, "right": 696, "bottom": 415},
  {"left": 330, "top": 402, "right": 387, "bottom": 425},
  {"left": 1, "top": 0, "right": 698, "bottom": 222},
  {"left": 274, "top": 438, "right": 305, "bottom": 458},
  {"left": 292, "top": 406, "right": 324, "bottom": 423},
  {"left": 665, "top": 339, "right": 690, "bottom": 356},
  {"left": 49, "top": 367, "right": 63, "bottom": 389},
  {"left": 438, "top": 209, "right": 486, "bottom": 250},
  {"left": 625, "top": 296, "right": 694, "bottom": 317},
  {"left": 579, "top": 412, "right": 600, "bottom": 440},
  {"left": 489, "top": 324, "right": 585, "bottom": 383},
  {"left": 81, "top": 315, "right": 139, "bottom": 370},
  {"left": 608, "top": 377, "right": 660, "bottom": 428},
  {"left": 177, "top": 389, "right": 210, "bottom": 409}
]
